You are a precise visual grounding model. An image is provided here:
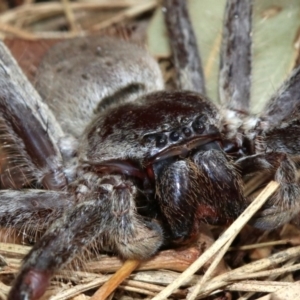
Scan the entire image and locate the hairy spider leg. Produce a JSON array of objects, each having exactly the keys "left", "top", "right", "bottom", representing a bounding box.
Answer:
[
  {"left": 259, "top": 66, "right": 300, "bottom": 131},
  {"left": 219, "top": 0, "right": 252, "bottom": 116},
  {"left": 8, "top": 175, "right": 163, "bottom": 300},
  {"left": 0, "top": 43, "right": 67, "bottom": 190},
  {"left": 163, "top": 0, "right": 206, "bottom": 94}
]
